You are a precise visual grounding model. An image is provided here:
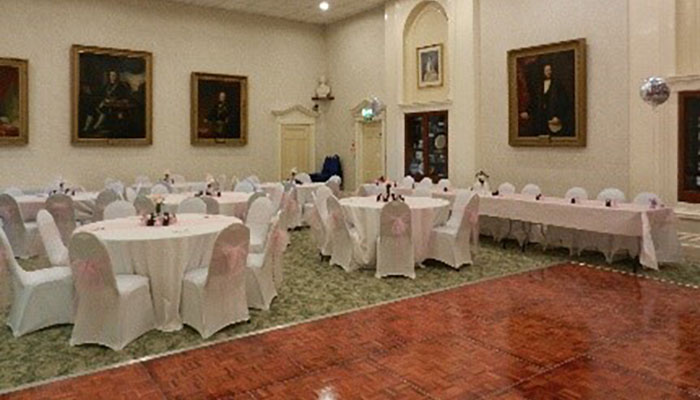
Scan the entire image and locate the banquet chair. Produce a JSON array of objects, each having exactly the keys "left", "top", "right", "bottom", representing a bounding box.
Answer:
[
  {"left": 133, "top": 195, "right": 155, "bottom": 216},
  {"left": 411, "top": 187, "right": 433, "bottom": 197},
  {"left": 417, "top": 177, "right": 433, "bottom": 189},
  {"left": 577, "top": 188, "right": 629, "bottom": 261},
  {"left": 521, "top": 183, "right": 542, "bottom": 196},
  {"left": 103, "top": 201, "right": 137, "bottom": 220},
  {"left": 0, "top": 194, "right": 41, "bottom": 258},
  {"left": 296, "top": 172, "right": 312, "bottom": 184},
  {"left": 633, "top": 192, "right": 661, "bottom": 206},
  {"left": 597, "top": 188, "right": 626, "bottom": 203},
  {"left": 36, "top": 210, "right": 69, "bottom": 266},
  {"left": 267, "top": 183, "right": 285, "bottom": 213},
  {"left": 178, "top": 197, "right": 207, "bottom": 214},
  {"left": 45, "top": 194, "right": 76, "bottom": 246},
  {"left": 94, "top": 189, "right": 121, "bottom": 221},
  {"left": 151, "top": 183, "right": 170, "bottom": 195},
  {"left": 124, "top": 187, "right": 137, "bottom": 202},
  {"left": 245, "top": 218, "right": 283, "bottom": 310},
  {"left": 267, "top": 212, "right": 289, "bottom": 288},
  {"left": 246, "top": 175, "right": 261, "bottom": 184},
  {"left": 106, "top": 181, "right": 125, "bottom": 199},
  {"left": 376, "top": 200, "right": 415, "bottom": 279},
  {"left": 498, "top": 182, "right": 516, "bottom": 195},
  {"left": 171, "top": 174, "right": 186, "bottom": 184},
  {"left": 480, "top": 183, "right": 515, "bottom": 244},
  {"left": 312, "top": 186, "right": 333, "bottom": 256},
  {"left": 399, "top": 176, "right": 415, "bottom": 188},
  {"left": 230, "top": 176, "right": 240, "bottom": 191},
  {"left": 545, "top": 187, "right": 589, "bottom": 254},
  {"left": 326, "top": 195, "right": 360, "bottom": 272},
  {"left": 3, "top": 187, "right": 23, "bottom": 197},
  {"left": 246, "top": 192, "right": 266, "bottom": 216},
  {"left": 326, "top": 175, "right": 342, "bottom": 198},
  {"left": 511, "top": 184, "right": 543, "bottom": 246},
  {"left": 427, "top": 193, "right": 480, "bottom": 269},
  {"left": 437, "top": 179, "right": 452, "bottom": 191},
  {"left": 217, "top": 174, "right": 228, "bottom": 191},
  {"left": 246, "top": 196, "right": 274, "bottom": 253},
  {"left": 283, "top": 187, "right": 303, "bottom": 230},
  {"left": 181, "top": 223, "right": 250, "bottom": 338},
  {"left": 234, "top": 180, "right": 255, "bottom": 193},
  {"left": 201, "top": 196, "right": 220, "bottom": 215},
  {"left": 69, "top": 232, "right": 156, "bottom": 350},
  {"left": 2, "top": 228, "right": 73, "bottom": 337}
]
